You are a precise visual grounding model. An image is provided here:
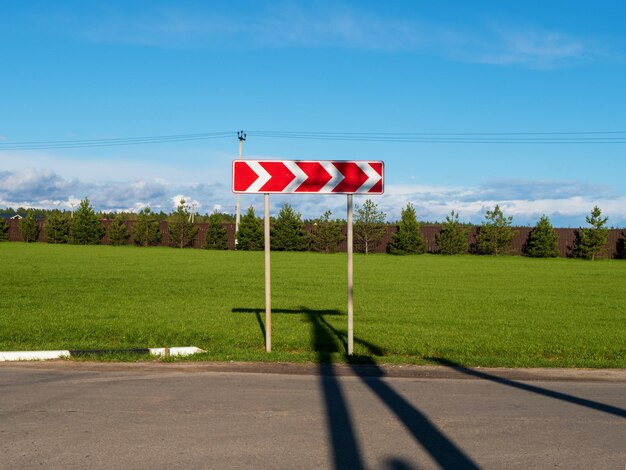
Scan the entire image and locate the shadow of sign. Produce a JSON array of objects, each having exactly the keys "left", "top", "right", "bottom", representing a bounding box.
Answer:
[
  {"left": 429, "top": 357, "right": 626, "bottom": 419},
  {"left": 233, "top": 306, "right": 479, "bottom": 469}
]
